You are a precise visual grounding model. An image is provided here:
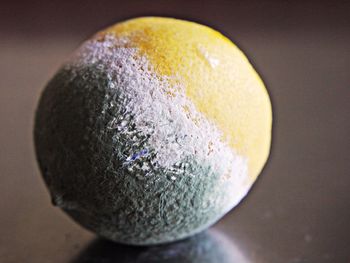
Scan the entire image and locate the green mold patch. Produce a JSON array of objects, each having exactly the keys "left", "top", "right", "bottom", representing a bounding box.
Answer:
[{"left": 34, "top": 36, "right": 250, "bottom": 245}]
